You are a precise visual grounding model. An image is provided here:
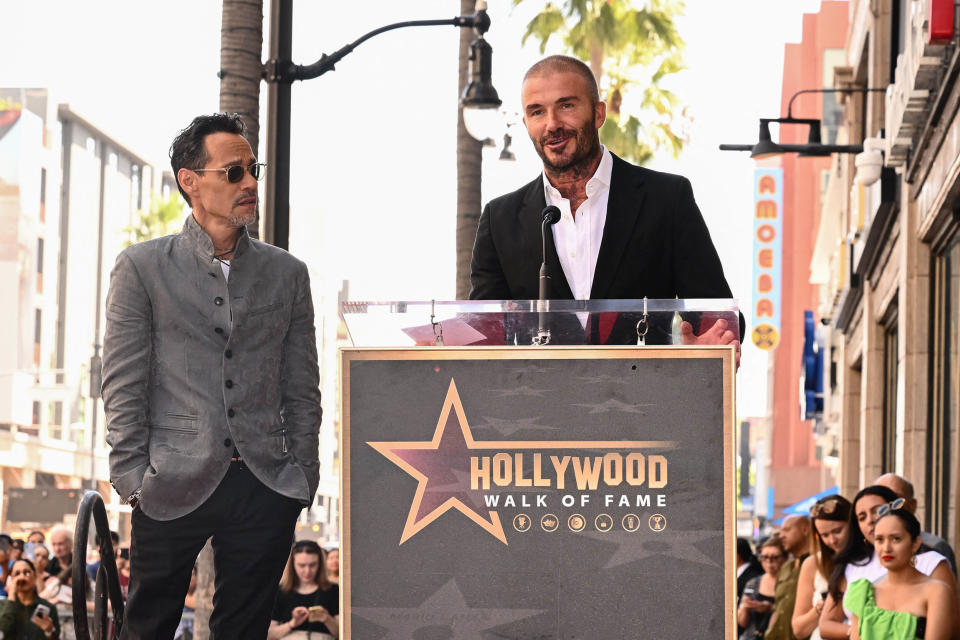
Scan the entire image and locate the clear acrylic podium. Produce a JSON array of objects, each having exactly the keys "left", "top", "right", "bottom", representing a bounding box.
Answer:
[{"left": 340, "top": 298, "right": 741, "bottom": 347}]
